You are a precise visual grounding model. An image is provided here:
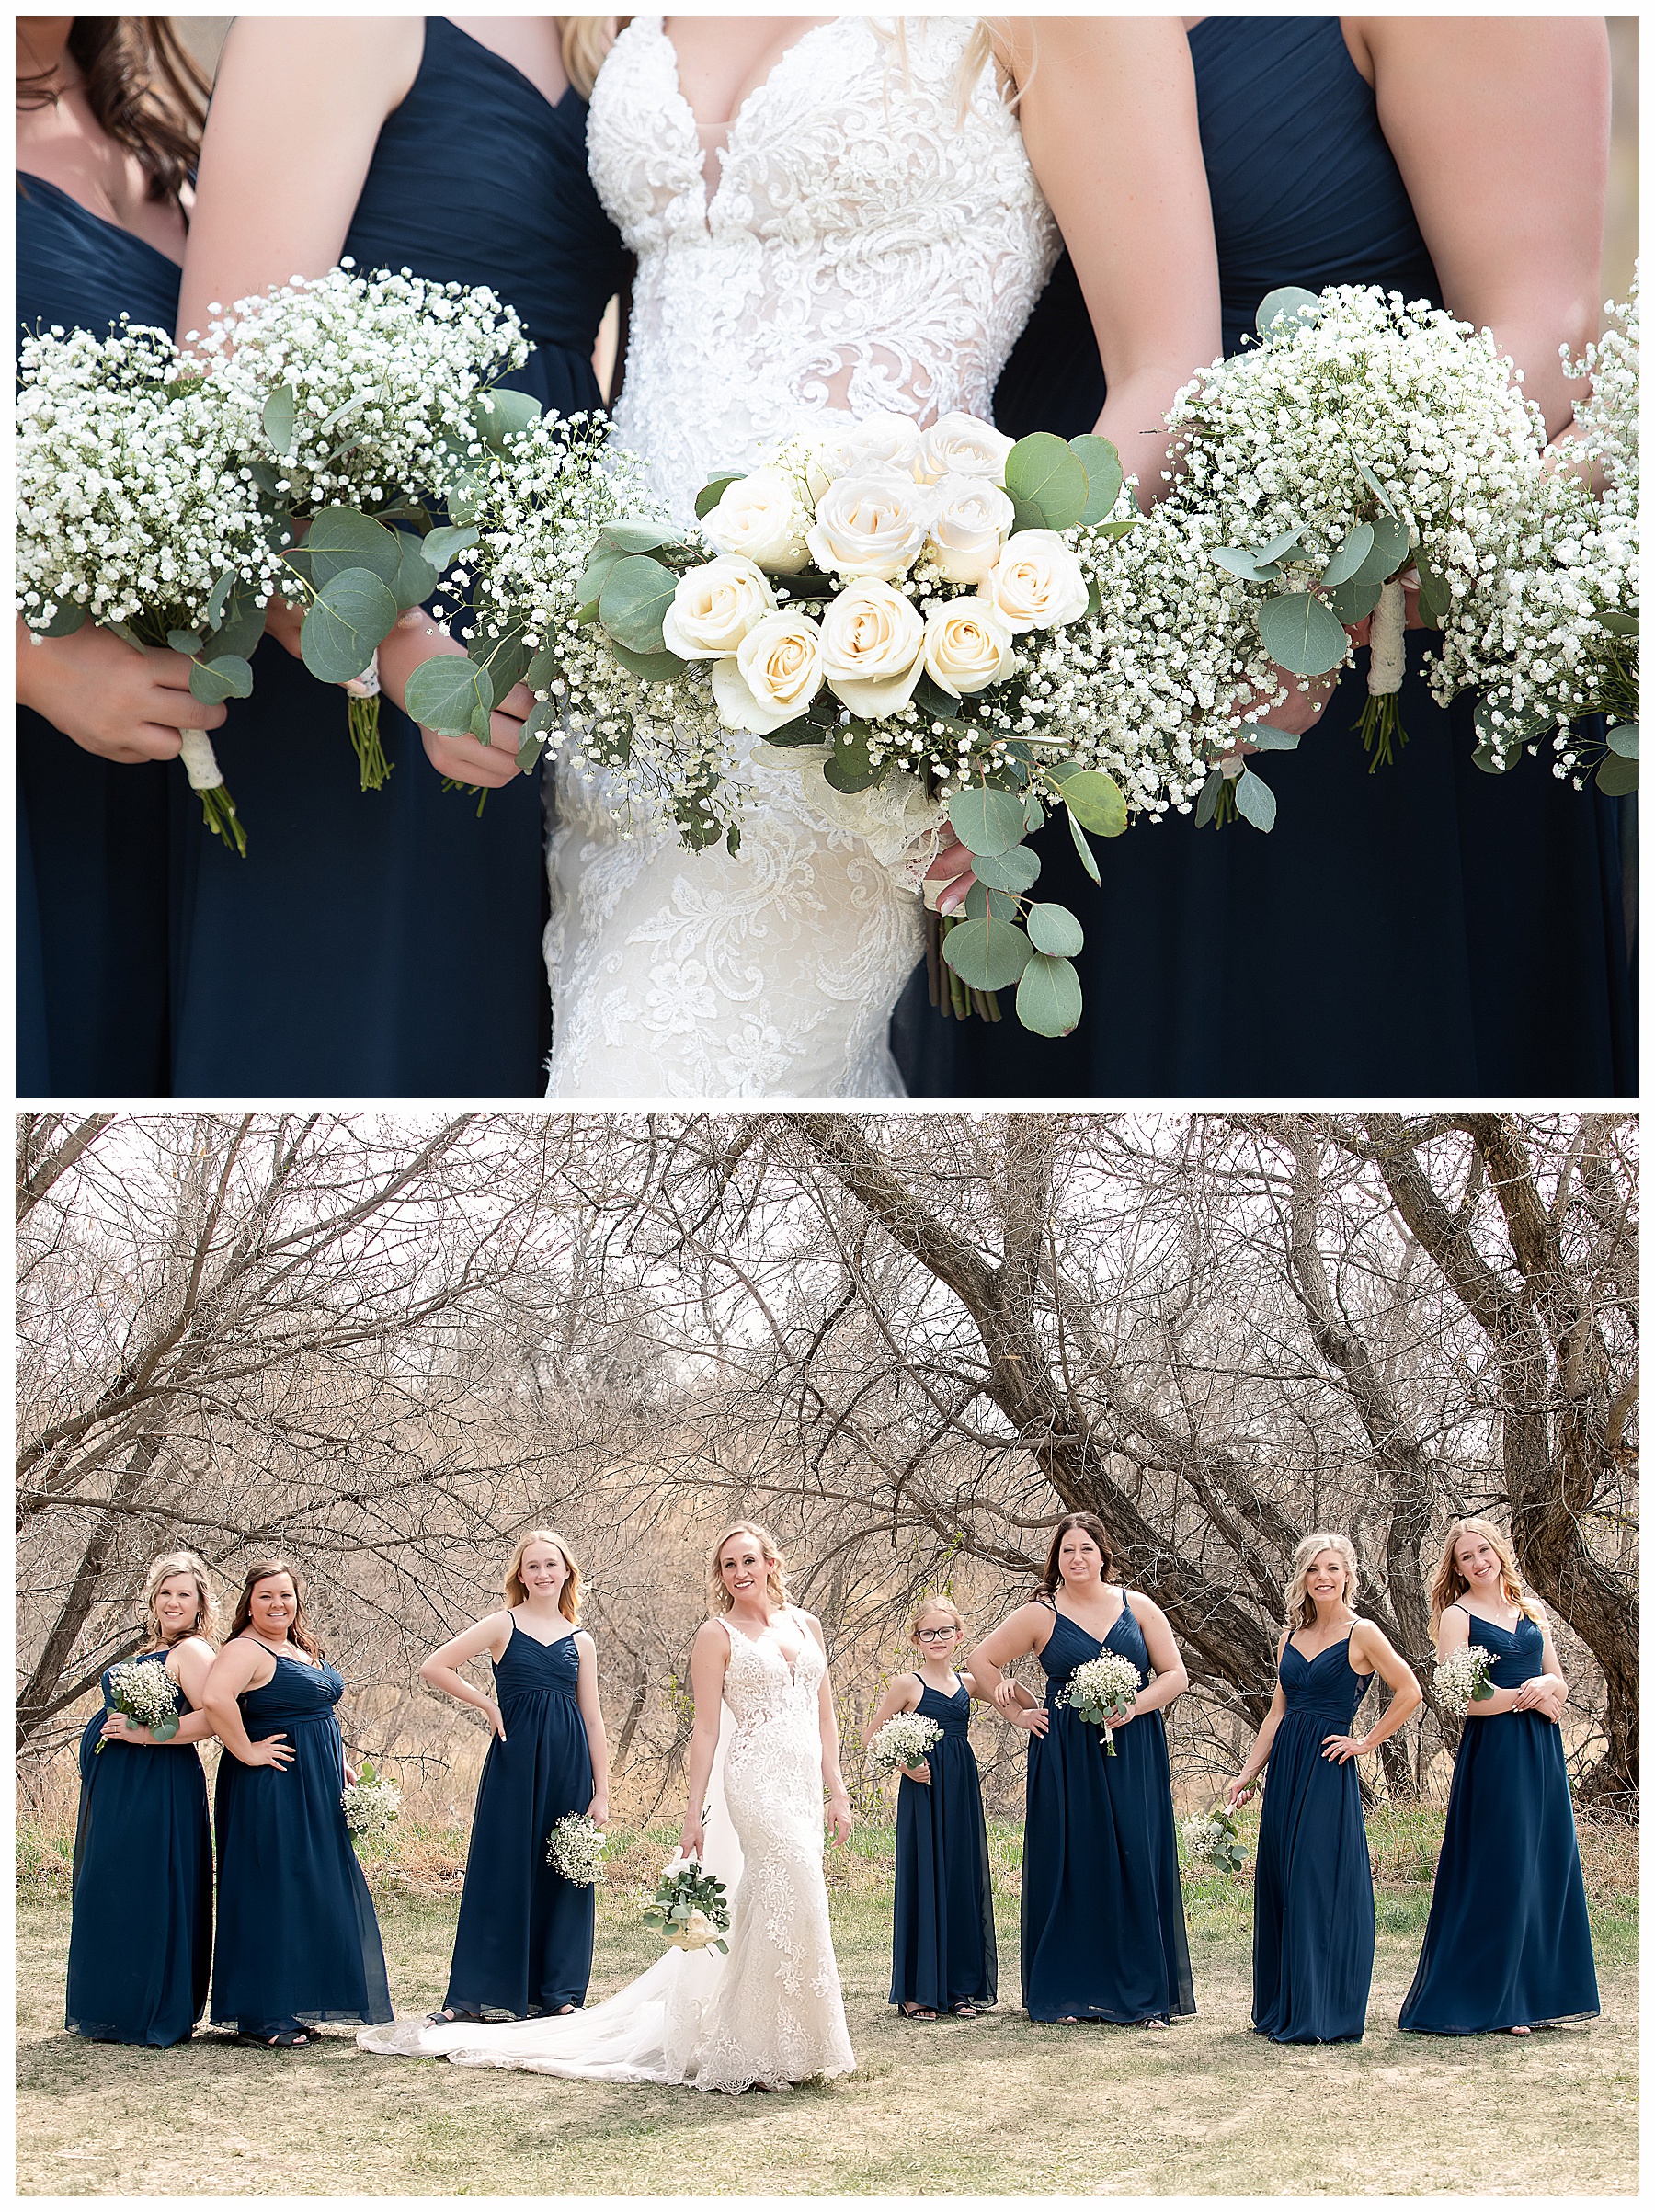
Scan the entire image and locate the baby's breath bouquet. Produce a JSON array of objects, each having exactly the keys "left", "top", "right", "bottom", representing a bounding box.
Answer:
[
  {"left": 1430, "top": 269, "right": 1639, "bottom": 794},
  {"left": 867, "top": 1711, "right": 944, "bottom": 1778},
  {"left": 545, "top": 1810, "right": 608, "bottom": 1885},
  {"left": 1181, "top": 1802, "right": 1248, "bottom": 1875},
  {"left": 1164, "top": 282, "right": 1550, "bottom": 783},
  {"left": 1057, "top": 1652, "right": 1142, "bottom": 1754},
  {"left": 340, "top": 1759, "right": 402, "bottom": 1840},
  {"left": 642, "top": 1851, "right": 731, "bottom": 1954},
  {"left": 94, "top": 1658, "right": 180, "bottom": 1754},
  {"left": 1433, "top": 1643, "right": 1497, "bottom": 1719}
]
